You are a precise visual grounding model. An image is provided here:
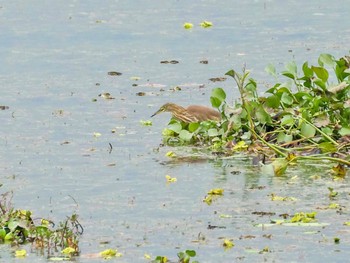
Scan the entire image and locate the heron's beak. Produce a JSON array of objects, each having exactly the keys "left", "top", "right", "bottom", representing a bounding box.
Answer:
[{"left": 151, "top": 109, "right": 162, "bottom": 118}]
